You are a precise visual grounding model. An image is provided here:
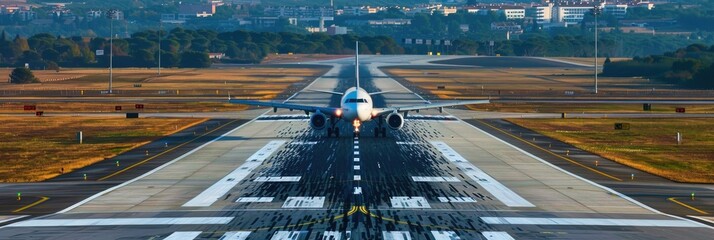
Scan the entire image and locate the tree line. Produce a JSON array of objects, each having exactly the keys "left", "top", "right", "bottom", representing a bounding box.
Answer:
[{"left": 602, "top": 44, "right": 714, "bottom": 89}]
